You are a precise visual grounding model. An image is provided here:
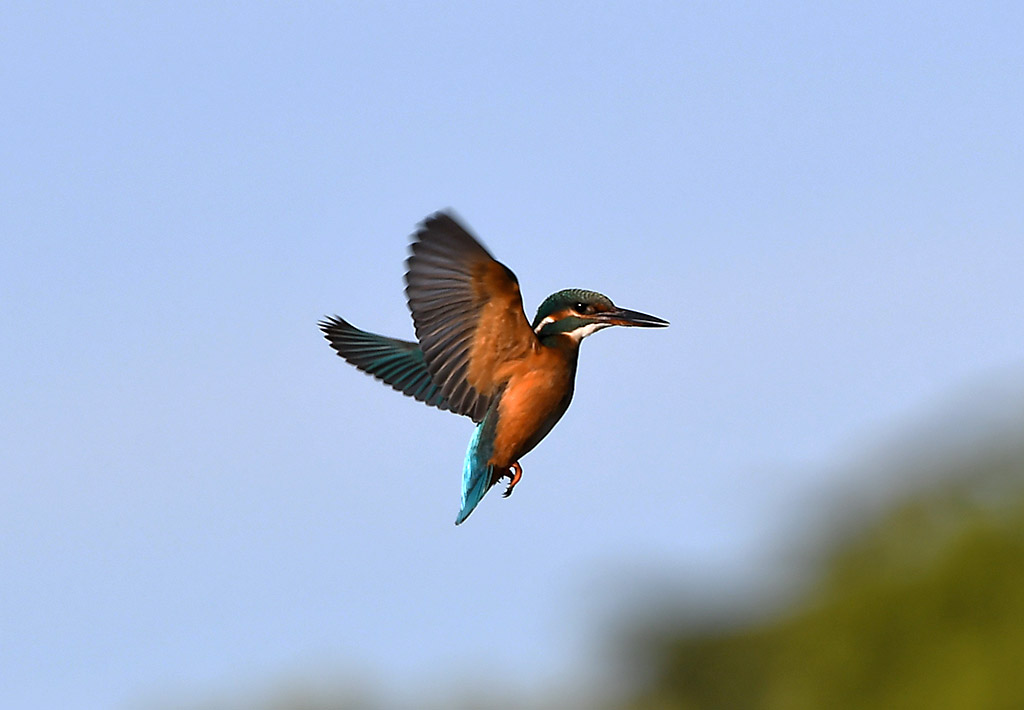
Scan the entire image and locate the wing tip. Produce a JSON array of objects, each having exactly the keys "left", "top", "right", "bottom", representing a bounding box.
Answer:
[
  {"left": 410, "top": 209, "right": 491, "bottom": 257},
  {"left": 318, "top": 314, "right": 342, "bottom": 335},
  {"left": 419, "top": 207, "right": 461, "bottom": 232},
  {"left": 318, "top": 314, "right": 358, "bottom": 340}
]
